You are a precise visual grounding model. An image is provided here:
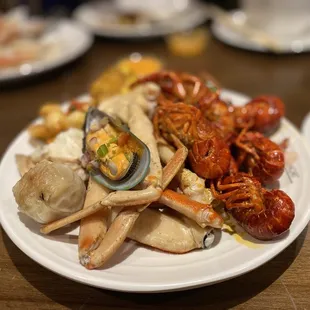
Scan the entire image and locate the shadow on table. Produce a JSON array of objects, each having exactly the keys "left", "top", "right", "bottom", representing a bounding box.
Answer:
[{"left": 2, "top": 226, "right": 308, "bottom": 310}]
